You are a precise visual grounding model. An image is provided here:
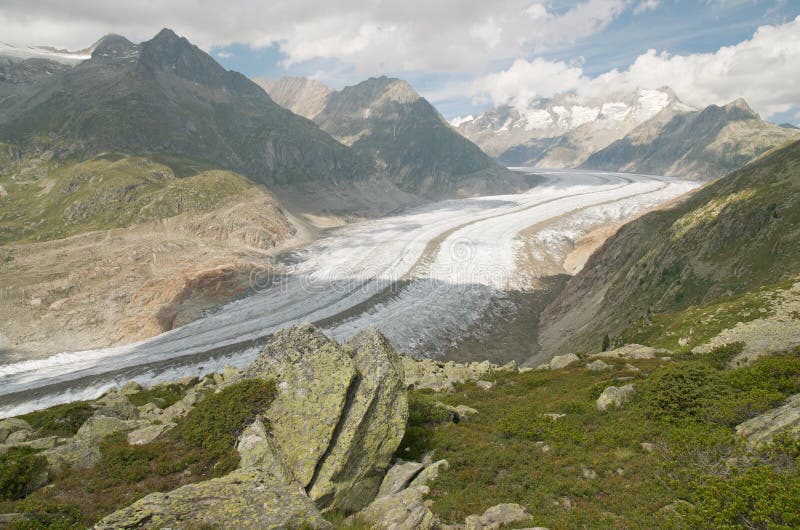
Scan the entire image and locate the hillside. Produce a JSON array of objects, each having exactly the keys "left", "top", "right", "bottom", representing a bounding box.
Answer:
[
  {"left": 537, "top": 138, "right": 800, "bottom": 357},
  {"left": 581, "top": 99, "right": 798, "bottom": 179},
  {"left": 313, "top": 76, "right": 521, "bottom": 196},
  {"left": 0, "top": 30, "right": 370, "bottom": 188}
]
